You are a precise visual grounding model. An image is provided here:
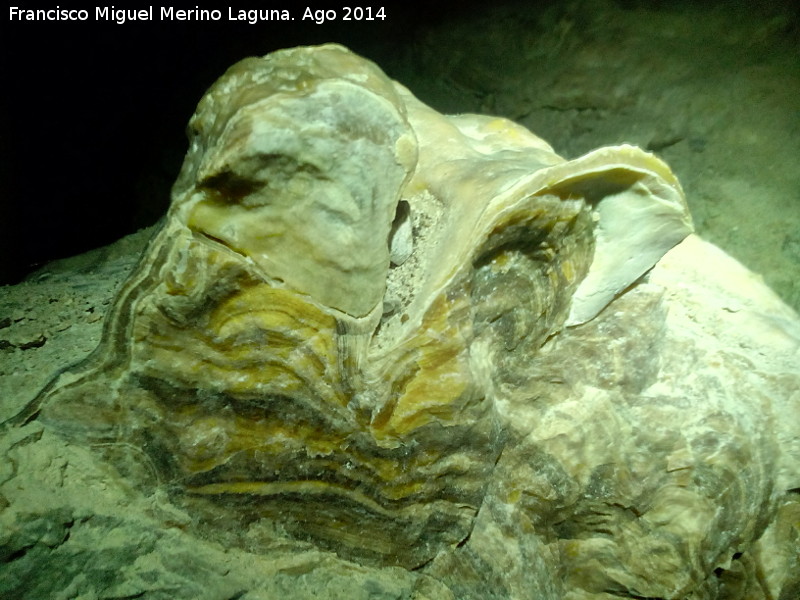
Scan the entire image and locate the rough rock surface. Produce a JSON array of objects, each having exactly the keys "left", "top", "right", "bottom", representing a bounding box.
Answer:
[
  {"left": 380, "top": 0, "right": 800, "bottom": 313},
  {"left": 1, "top": 45, "right": 798, "bottom": 600}
]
